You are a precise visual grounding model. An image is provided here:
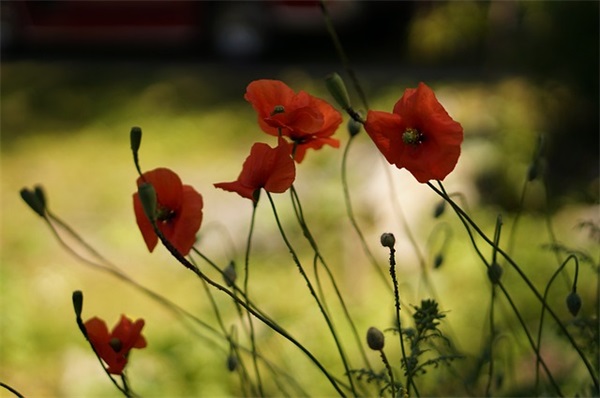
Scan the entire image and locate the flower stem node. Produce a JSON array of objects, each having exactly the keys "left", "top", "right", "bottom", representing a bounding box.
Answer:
[
  {"left": 380, "top": 232, "right": 396, "bottom": 249},
  {"left": 325, "top": 72, "right": 352, "bottom": 111},
  {"left": 566, "top": 291, "right": 582, "bottom": 317},
  {"left": 72, "top": 290, "right": 84, "bottom": 318},
  {"left": 130, "top": 126, "right": 142, "bottom": 153},
  {"left": 138, "top": 183, "right": 158, "bottom": 223},
  {"left": 487, "top": 262, "right": 503, "bottom": 285},
  {"left": 366, "top": 326, "right": 385, "bottom": 351}
]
